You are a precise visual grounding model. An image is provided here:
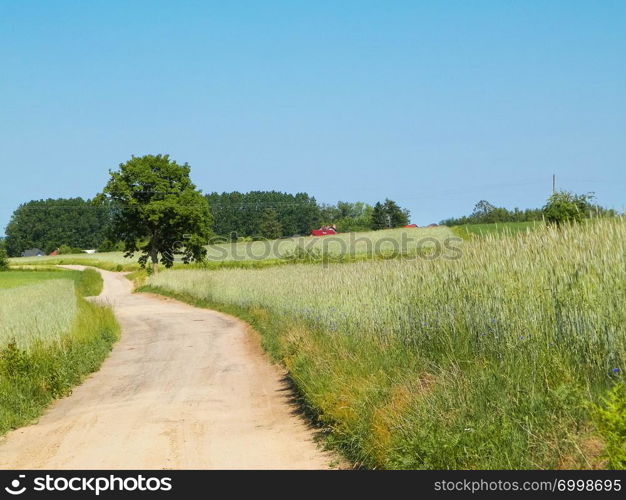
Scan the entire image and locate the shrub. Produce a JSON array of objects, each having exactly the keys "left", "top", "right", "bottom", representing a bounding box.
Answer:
[
  {"left": 0, "top": 248, "right": 8, "bottom": 271},
  {"left": 593, "top": 383, "right": 626, "bottom": 469},
  {"left": 97, "top": 239, "right": 125, "bottom": 252},
  {"left": 543, "top": 191, "right": 594, "bottom": 226},
  {"left": 58, "top": 244, "right": 84, "bottom": 255}
]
